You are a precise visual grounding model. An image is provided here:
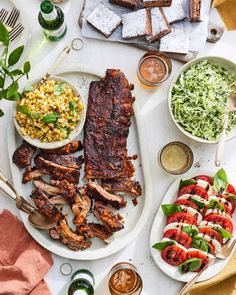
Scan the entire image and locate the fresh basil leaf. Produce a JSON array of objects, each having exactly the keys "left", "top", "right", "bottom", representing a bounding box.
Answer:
[
  {"left": 161, "top": 204, "right": 182, "bottom": 216},
  {"left": 54, "top": 83, "right": 65, "bottom": 96},
  {"left": 23, "top": 83, "right": 34, "bottom": 93},
  {"left": 10, "top": 69, "right": 23, "bottom": 76},
  {"left": 182, "top": 225, "right": 199, "bottom": 238},
  {"left": 42, "top": 112, "right": 61, "bottom": 124},
  {"left": 192, "top": 236, "right": 210, "bottom": 253},
  {"left": 0, "top": 22, "right": 9, "bottom": 46},
  {"left": 208, "top": 199, "right": 226, "bottom": 212},
  {"left": 190, "top": 198, "right": 205, "bottom": 209},
  {"left": 178, "top": 258, "right": 202, "bottom": 274},
  {"left": 0, "top": 109, "right": 4, "bottom": 117},
  {"left": 32, "top": 112, "right": 40, "bottom": 119},
  {"left": 152, "top": 240, "right": 175, "bottom": 251},
  {"left": 8, "top": 45, "right": 24, "bottom": 66},
  {"left": 179, "top": 179, "right": 196, "bottom": 190},
  {"left": 69, "top": 100, "right": 78, "bottom": 117},
  {"left": 213, "top": 226, "right": 233, "bottom": 239},
  {"left": 224, "top": 193, "right": 236, "bottom": 201},
  {"left": 213, "top": 168, "right": 229, "bottom": 192},
  {"left": 17, "top": 105, "right": 31, "bottom": 116},
  {"left": 0, "top": 77, "right": 4, "bottom": 88},
  {"left": 6, "top": 82, "right": 18, "bottom": 98},
  {"left": 23, "top": 61, "right": 31, "bottom": 75}
]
